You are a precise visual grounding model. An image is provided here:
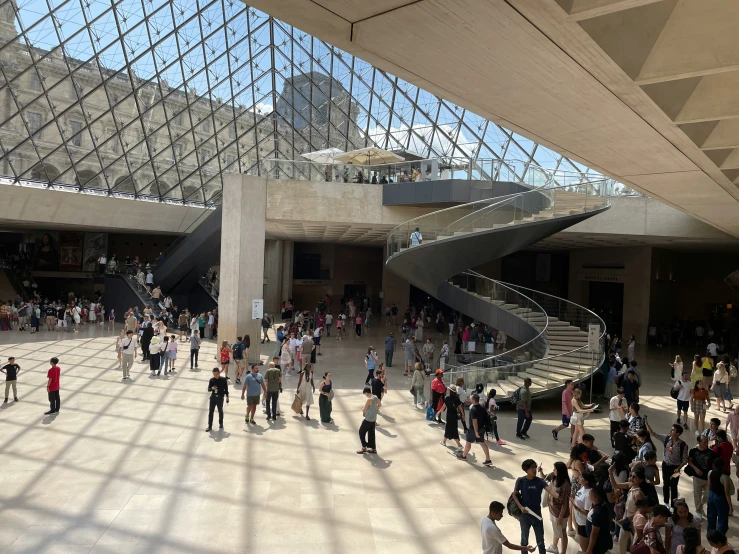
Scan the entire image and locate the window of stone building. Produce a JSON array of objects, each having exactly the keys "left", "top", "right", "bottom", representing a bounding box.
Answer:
[
  {"left": 70, "top": 120, "right": 83, "bottom": 147},
  {"left": 173, "top": 143, "right": 183, "bottom": 159},
  {"left": 199, "top": 148, "right": 210, "bottom": 165},
  {"left": 27, "top": 112, "right": 42, "bottom": 138},
  {"left": 202, "top": 119, "right": 210, "bottom": 133},
  {"left": 109, "top": 131, "right": 120, "bottom": 154},
  {"left": 225, "top": 154, "right": 235, "bottom": 169},
  {"left": 228, "top": 122, "right": 236, "bottom": 139},
  {"left": 173, "top": 112, "right": 183, "bottom": 126},
  {"left": 29, "top": 72, "right": 42, "bottom": 91}
]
